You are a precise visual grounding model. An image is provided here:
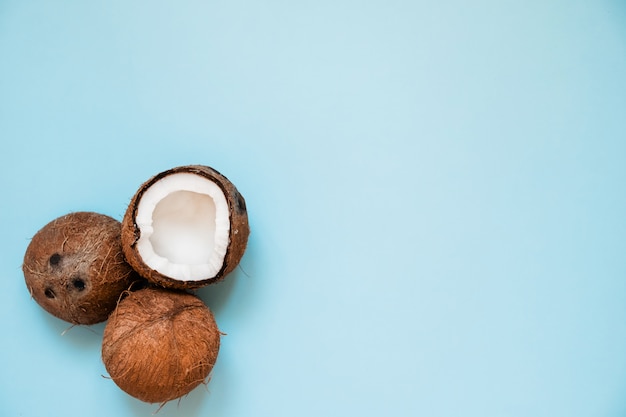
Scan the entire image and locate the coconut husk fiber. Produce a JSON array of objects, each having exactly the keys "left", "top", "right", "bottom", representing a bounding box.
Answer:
[
  {"left": 22, "top": 212, "right": 141, "bottom": 325},
  {"left": 101, "top": 287, "right": 221, "bottom": 404}
]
